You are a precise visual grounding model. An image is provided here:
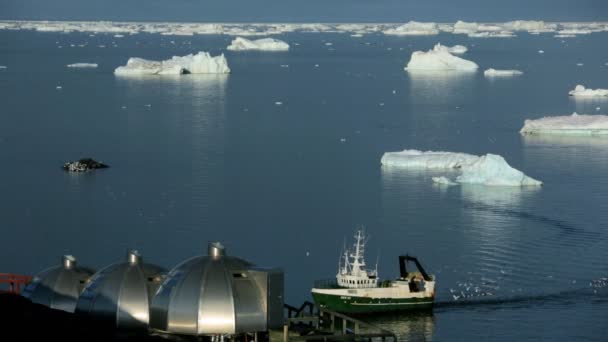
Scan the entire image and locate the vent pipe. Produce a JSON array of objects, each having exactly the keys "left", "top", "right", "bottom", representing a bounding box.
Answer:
[
  {"left": 208, "top": 242, "right": 225, "bottom": 258},
  {"left": 127, "top": 249, "right": 142, "bottom": 265},
  {"left": 63, "top": 255, "right": 76, "bottom": 270}
]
